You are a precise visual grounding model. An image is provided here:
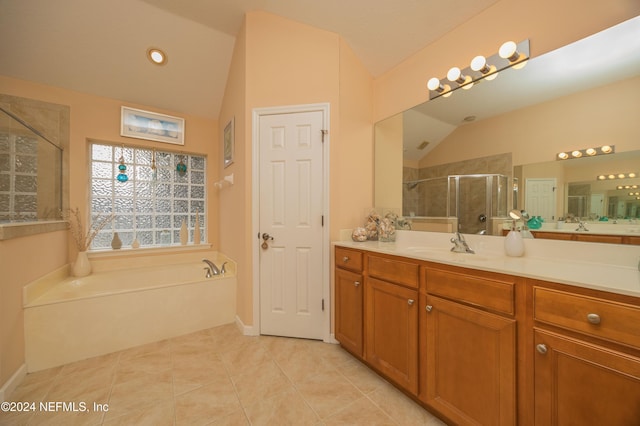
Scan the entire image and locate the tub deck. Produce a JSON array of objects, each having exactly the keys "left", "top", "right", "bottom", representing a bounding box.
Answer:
[{"left": 23, "top": 256, "right": 237, "bottom": 372}]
